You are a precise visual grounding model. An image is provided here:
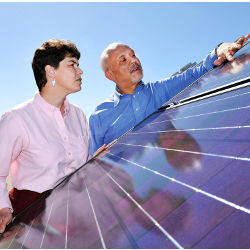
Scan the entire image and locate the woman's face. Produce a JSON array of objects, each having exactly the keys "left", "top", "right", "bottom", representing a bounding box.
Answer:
[{"left": 54, "top": 56, "right": 83, "bottom": 94}]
